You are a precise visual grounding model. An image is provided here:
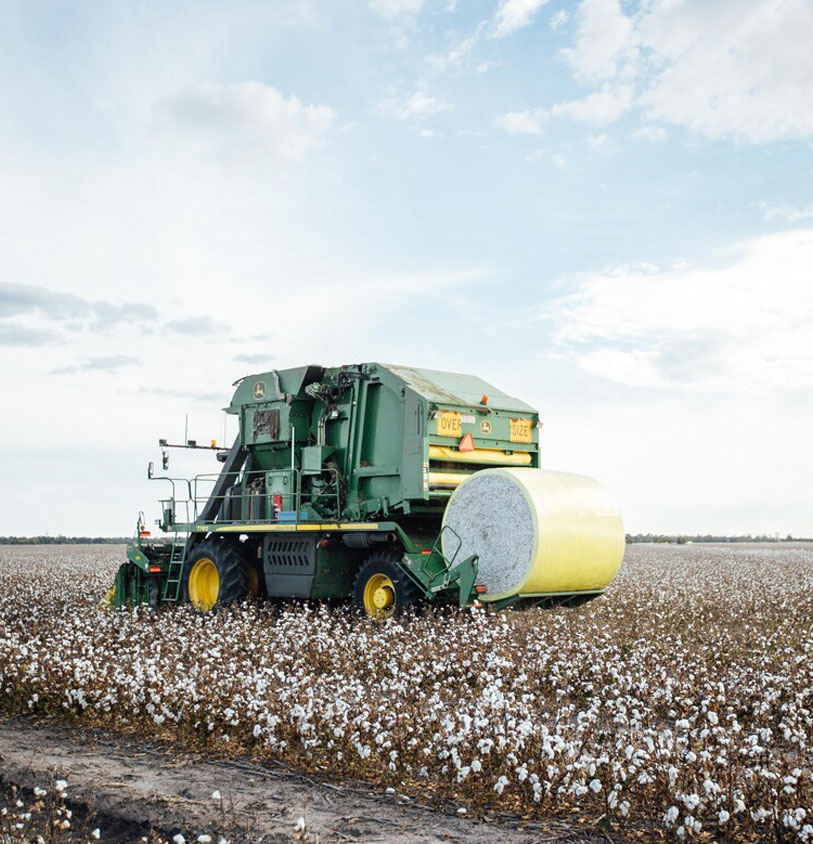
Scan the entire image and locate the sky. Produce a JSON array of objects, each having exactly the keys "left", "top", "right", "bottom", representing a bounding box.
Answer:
[{"left": 1, "top": 0, "right": 812, "bottom": 537}]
